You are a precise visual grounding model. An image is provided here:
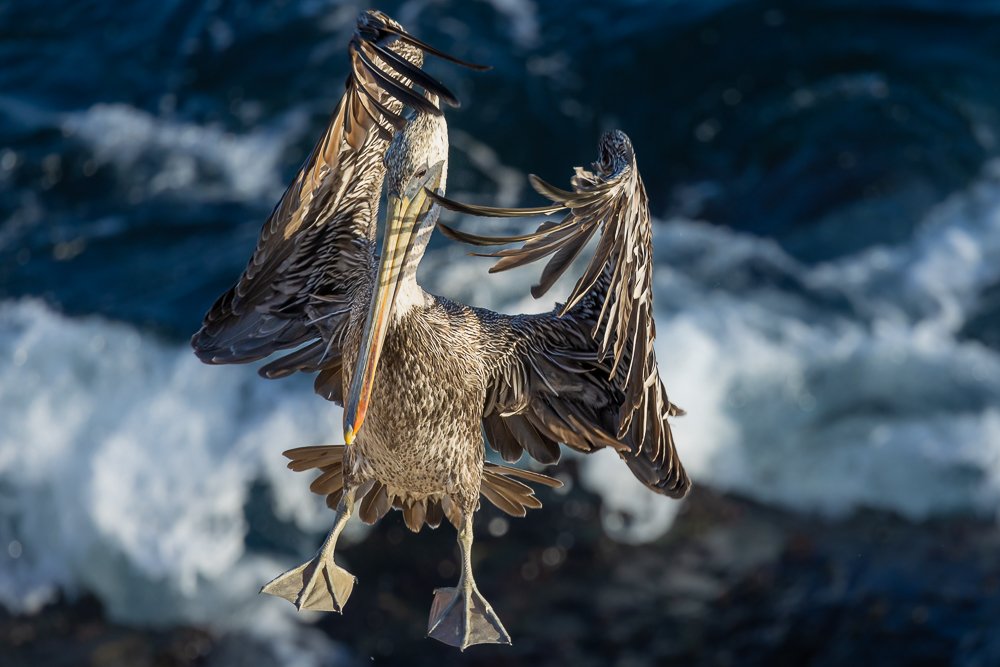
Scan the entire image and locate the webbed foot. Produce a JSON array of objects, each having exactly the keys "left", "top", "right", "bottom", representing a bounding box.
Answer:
[
  {"left": 261, "top": 554, "right": 356, "bottom": 612},
  {"left": 427, "top": 584, "right": 511, "bottom": 649}
]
